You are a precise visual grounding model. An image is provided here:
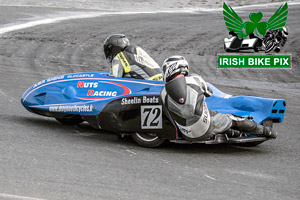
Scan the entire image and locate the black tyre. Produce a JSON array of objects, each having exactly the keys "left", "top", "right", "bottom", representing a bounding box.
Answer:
[
  {"left": 231, "top": 141, "right": 265, "bottom": 147},
  {"left": 55, "top": 115, "right": 84, "bottom": 125},
  {"left": 132, "top": 132, "right": 166, "bottom": 148}
]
